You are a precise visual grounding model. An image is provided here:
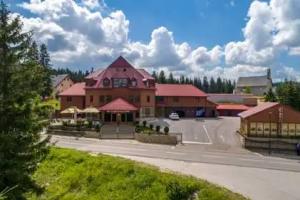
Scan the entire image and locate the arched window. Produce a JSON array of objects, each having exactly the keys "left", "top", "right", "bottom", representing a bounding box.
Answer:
[{"left": 103, "top": 78, "right": 110, "bottom": 87}]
